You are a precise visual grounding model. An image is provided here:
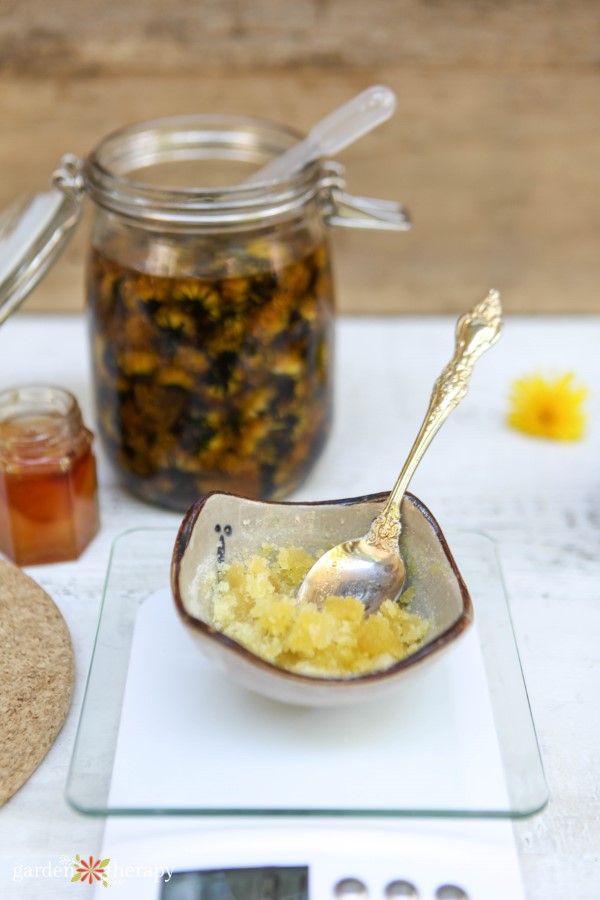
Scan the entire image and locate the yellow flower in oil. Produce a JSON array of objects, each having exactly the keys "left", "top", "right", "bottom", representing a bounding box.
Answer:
[{"left": 507, "top": 372, "right": 588, "bottom": 441}]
